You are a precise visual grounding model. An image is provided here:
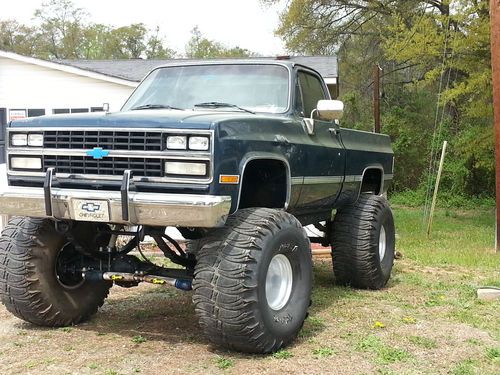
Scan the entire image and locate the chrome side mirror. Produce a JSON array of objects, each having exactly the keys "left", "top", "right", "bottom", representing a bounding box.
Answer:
[
  {"left": 313, "top": 100, "right": 344, "bottom": 121},
  {"left": 303, "top": 100, "right": 344, "bottom": 135}
]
